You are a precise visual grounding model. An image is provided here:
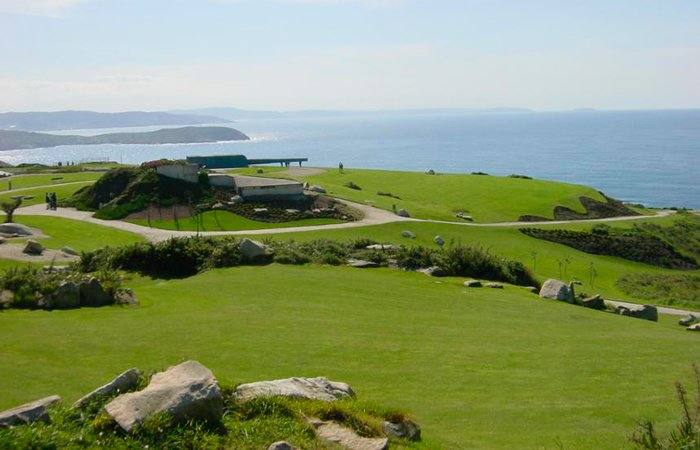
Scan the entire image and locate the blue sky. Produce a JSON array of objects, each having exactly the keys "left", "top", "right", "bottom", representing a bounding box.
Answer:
[{"left": 1, "top": 0, "right": 698, "bottom": 111}]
